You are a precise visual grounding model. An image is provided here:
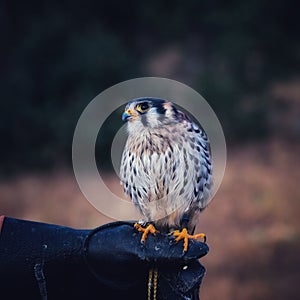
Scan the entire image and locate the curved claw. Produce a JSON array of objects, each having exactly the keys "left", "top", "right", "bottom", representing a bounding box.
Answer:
[
  {"left": 134, "top": 223, "right": 159, "bottom": 243},
  {"left": 173, "top": 228, "right": 206, "bottom": 252}
]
